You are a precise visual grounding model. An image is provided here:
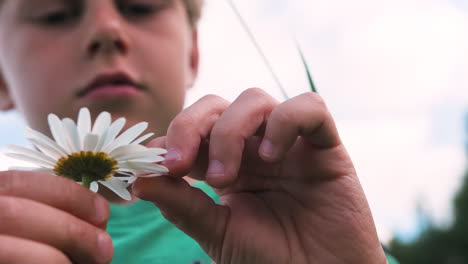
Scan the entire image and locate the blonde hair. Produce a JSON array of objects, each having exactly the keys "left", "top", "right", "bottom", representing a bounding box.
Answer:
[{"left": 183, "top": 0, "right": 204, "bottom": 27}]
